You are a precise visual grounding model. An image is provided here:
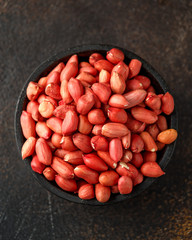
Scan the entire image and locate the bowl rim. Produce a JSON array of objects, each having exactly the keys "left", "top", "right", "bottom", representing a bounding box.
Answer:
[{"left": 14, "top": 44, "right": 178, "bottom": 205}]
